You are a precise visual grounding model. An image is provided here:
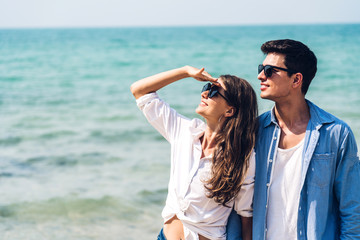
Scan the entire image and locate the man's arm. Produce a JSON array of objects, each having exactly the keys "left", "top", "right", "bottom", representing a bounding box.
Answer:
[
  {"left": 335, "top": 128, "right": 360, "bottom": 237},
  {"left": 241, "top": 217, "right": 252, "bottom": 240}
]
